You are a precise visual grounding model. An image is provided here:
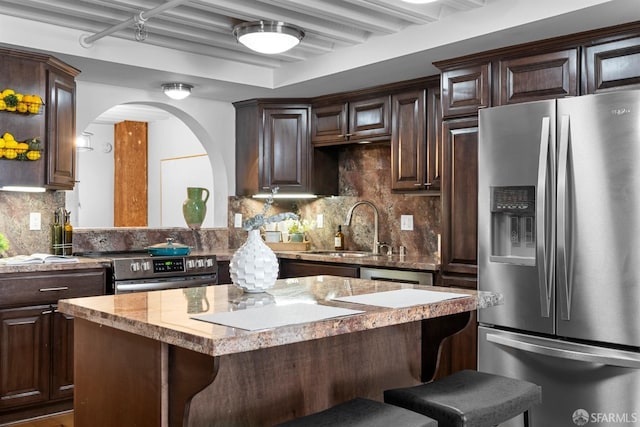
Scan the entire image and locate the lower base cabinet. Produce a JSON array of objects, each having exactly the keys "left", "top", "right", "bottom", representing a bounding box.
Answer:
[
  {"left": 278, "top": 259, "right": 359, "bottom": 278},
  {"left": 0, "top": 268, "right": 106, "bottom": 424}
]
